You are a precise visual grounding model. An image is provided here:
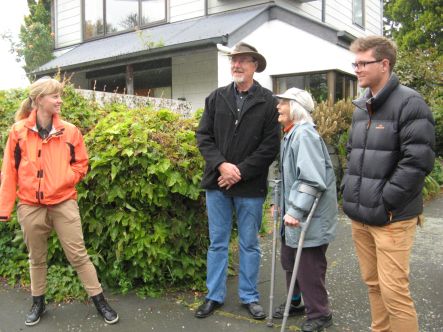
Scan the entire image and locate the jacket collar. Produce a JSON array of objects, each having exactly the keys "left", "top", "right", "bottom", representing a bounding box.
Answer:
[
  {"left": 219, "top": 80, "right": 267, "bottom": 115},
  {"left": 353, "top": 73, "right": 400, "bottom": 112},
  {"left": 25, "top": 109, "right": 64, "bottom": 134}
]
